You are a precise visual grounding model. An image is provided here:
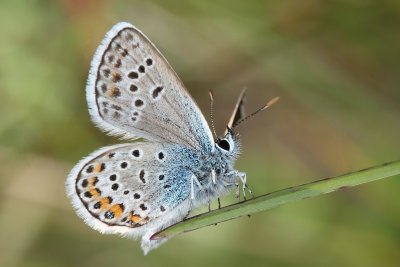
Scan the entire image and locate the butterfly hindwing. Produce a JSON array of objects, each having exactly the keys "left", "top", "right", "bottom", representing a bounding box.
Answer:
[
  {"left": 87, "top": 22, "right": 214, "bottom": 152},
  {"left": 66, "top": 142, "right": 194, "bottom": 234}
]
